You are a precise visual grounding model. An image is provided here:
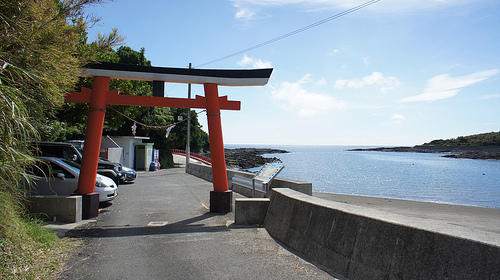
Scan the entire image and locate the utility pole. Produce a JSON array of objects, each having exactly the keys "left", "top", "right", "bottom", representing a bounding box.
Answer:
[{"left": 185, "top": 63, "right": 192, "bottom": 171}]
